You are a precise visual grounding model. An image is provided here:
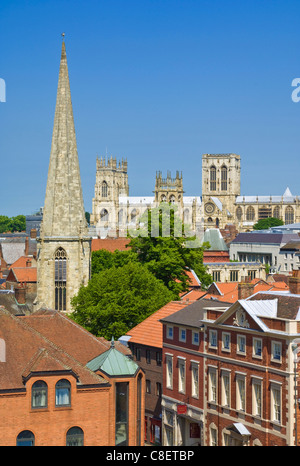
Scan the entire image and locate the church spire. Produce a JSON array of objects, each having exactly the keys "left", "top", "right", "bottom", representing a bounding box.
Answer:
[{"left": 41, "top": 39, "right": 87, "bottom": 237}]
